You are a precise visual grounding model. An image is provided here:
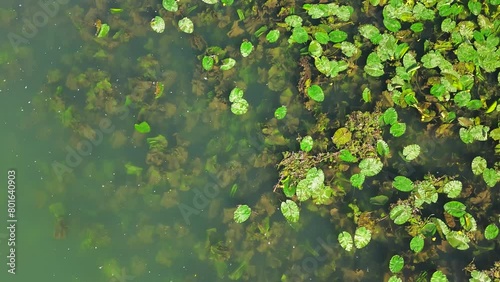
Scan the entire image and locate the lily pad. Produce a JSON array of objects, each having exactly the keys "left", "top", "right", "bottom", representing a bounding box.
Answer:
[
  {"left": 307, "top": 85, "right": 325, "bottom": 102},
  {"left": 150, "top": 16, "right": 165, "bottom": 33},
  {"left": 178, "top": 17, "right": 194, "bottom": 34},
  {"left": 234, "top": 205, "right": 251, "bottom": 223}
]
